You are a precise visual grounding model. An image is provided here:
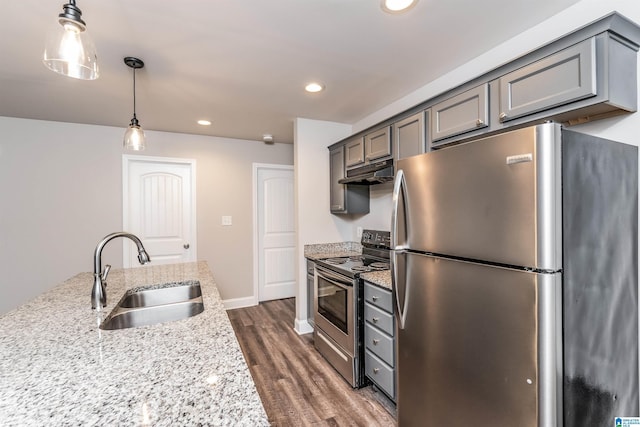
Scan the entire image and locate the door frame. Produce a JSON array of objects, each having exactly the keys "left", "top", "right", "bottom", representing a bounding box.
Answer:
[
  {"left": 122, "top": 154, "right": 197, "bottom": 267},
  {"left": 252, "top": 163, "right": 295, "bottom": 305}
]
